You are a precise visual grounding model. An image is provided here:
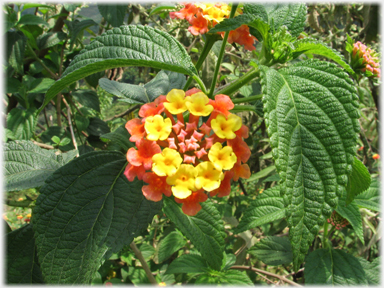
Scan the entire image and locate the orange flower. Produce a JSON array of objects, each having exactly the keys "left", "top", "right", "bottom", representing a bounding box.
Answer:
[
  {"left": 174, "top": 190, "right": 208, "bottom": 216},
  {"left": 231, "top": 162, "right": 251, "bottom": 181},
  {"left": 170, "top": 3, "right": 199, "bottom": 22},
  {"left": 226, "top": 25, "right": 257, "bottom": 51},
  {"left": 228, "top": 136, "right": 251, "bottom": 164},
  {"left": 124, "top": 163, "right": 146, "bottom": 182},
  {"left": 188, "top": 11, "right": 208, "bottom": 36},
  {"left": 210, "top": 170, "right": 234, "bottom": 197},
  {"left": 139, "top": 101, "right": 165, "bottom": 118},
  {"left": 373, "top": 153, "right": 380, "bottom": 160},
  {"left": 142, "top": 172, "right": 172, "bottom": 202},
  {"left": 127, "top": 139, "right": 161, "bottom": 170},
  {"left": 125, "top": 118, "right": 146, "bottom": 142},
  {"left": 209, "top": 94, "right": 234, "bottom": 116}
]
